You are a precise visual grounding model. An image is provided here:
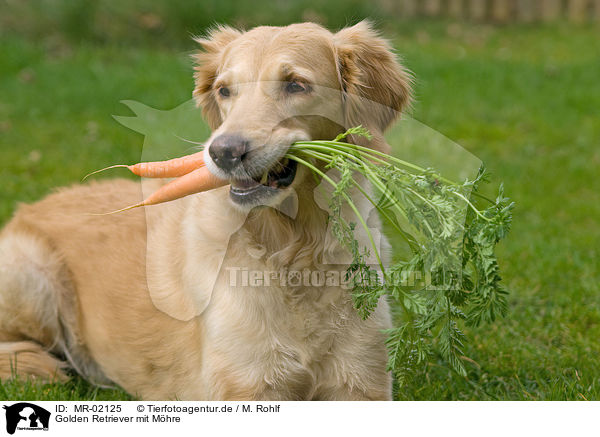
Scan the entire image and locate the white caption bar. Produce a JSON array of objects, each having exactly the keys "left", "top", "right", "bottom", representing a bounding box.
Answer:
[{"left": 0, "top": 401, "right": 596, "bottom": 437}]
